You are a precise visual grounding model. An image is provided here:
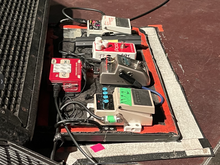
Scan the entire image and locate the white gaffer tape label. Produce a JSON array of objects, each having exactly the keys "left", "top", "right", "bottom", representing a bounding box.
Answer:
[{"left": 53, "top": 64, "right": 71, "bottom": 73}]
